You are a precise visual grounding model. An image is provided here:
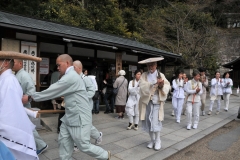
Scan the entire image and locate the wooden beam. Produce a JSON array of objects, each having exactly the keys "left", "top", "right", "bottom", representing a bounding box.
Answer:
[{"left": 38, "top": 110, "right": 65, "bottom": 114}]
